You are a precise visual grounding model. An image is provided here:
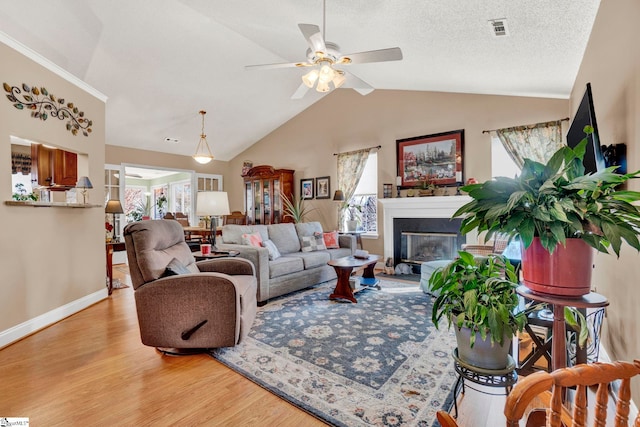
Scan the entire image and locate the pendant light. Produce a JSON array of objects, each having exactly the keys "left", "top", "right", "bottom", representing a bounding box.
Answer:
[{"left": 193, "top": 110, "right": 214, "bottom": 164}]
